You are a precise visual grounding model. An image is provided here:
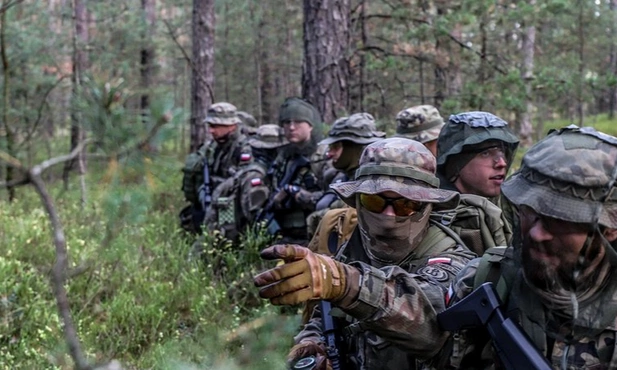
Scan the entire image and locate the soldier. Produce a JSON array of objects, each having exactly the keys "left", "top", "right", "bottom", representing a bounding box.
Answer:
[
  {"left": 395, "top": 105, "right": 445, "bottom": 156},
  {"left": 435, "top": 111, "right": 519, "bottom": 199},
  {"left": 180, "top": 102, "right": 253, "bottom": 234},
  {"left": 262, "top": 97, "right": 323, "bottom": 245},
  {"left": 254, "top": 138, "right": 476, "bottom": 370},
  {"left": 305, "top": 113, "right": 385, "bottom": 245},
  {"left": 431, "top": 126, "right": 617, "bottom": 369},
  {"left": 237, "top": 110, "right": 259, "bottom": 137},
  {"left": 206, "top": 124, "right": 287, "bottom": 241}
]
